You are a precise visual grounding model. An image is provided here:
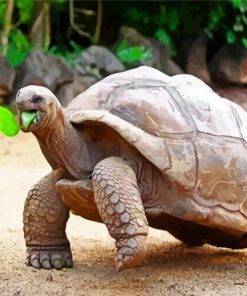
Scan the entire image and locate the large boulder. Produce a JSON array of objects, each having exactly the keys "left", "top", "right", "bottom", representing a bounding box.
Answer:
[
  {"left": 13, "top": 50, "right": 97, "bottom": 106},
  {"left": 209, "top": 44, "right": 247, "bottom": 84},
  {"left": 176, "top": 34, "right": 210, "bottom": 84},
  {"left": 117, "top": 26, "right": 183, "bottom": 75},
  {"left": 74, "top": 46, "right": 125, "bottom": 79},
  {"left": 56, "top": 74, "right": 97, "bottom": 107},
  {"left": 14, "top": 50, "right": 74, "bottom": 93},
  {"left": 0, "top": 57, "right": 16, "bottom": 102}
]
